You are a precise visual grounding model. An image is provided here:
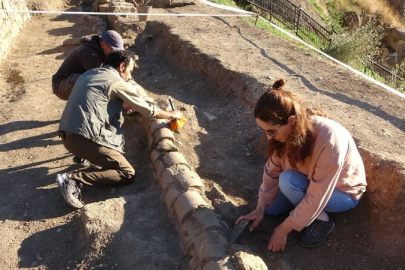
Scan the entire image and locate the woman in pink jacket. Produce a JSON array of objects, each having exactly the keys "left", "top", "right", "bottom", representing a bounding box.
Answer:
[{"left": 237, "top": 79, "right": 367, "bottom": 252}]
